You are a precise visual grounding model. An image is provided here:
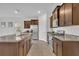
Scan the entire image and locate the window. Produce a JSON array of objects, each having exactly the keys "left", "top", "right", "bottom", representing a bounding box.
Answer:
[
  {"left": 8, "top": 22, "right": 13, "bottom": 27},
  {"left": 0, "top": 22, "right": 6, "bottom": 28}
]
